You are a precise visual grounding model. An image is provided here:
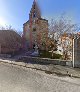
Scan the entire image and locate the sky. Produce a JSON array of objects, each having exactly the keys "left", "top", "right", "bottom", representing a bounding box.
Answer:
[{"left": 0, "top": 0, "right": 80, "bottom": 32}]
